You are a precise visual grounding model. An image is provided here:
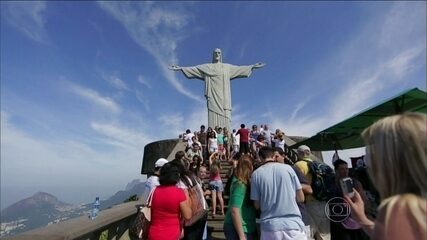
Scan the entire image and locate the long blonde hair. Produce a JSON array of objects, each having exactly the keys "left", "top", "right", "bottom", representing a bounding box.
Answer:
[
  {"left": 362, "top": 112, "right": 427, "bottom": 199},
  {"left": 379, "top": 194, "right": 426, "bottom": 236},
  {"left": 234, "top": 155, "right": 254, "bottom": 185}
]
